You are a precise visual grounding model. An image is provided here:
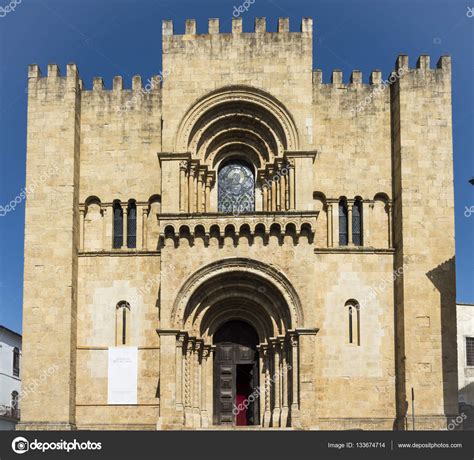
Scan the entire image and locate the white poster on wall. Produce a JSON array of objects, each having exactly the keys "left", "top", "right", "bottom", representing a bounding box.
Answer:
[{"left": 108, "top": 346, "right": 138, "bottom": 405}]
